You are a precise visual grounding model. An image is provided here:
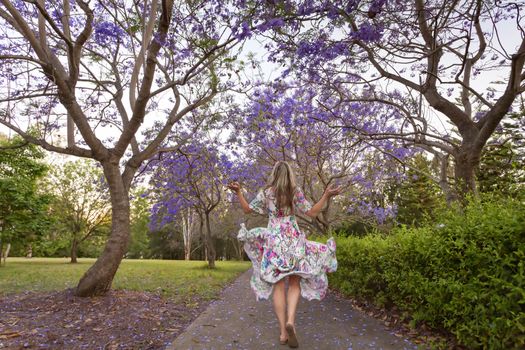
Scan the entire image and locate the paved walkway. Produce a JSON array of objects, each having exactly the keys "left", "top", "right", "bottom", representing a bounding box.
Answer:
[{"left": 168, "top": 269, "right": 418, "bottom": 350}]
